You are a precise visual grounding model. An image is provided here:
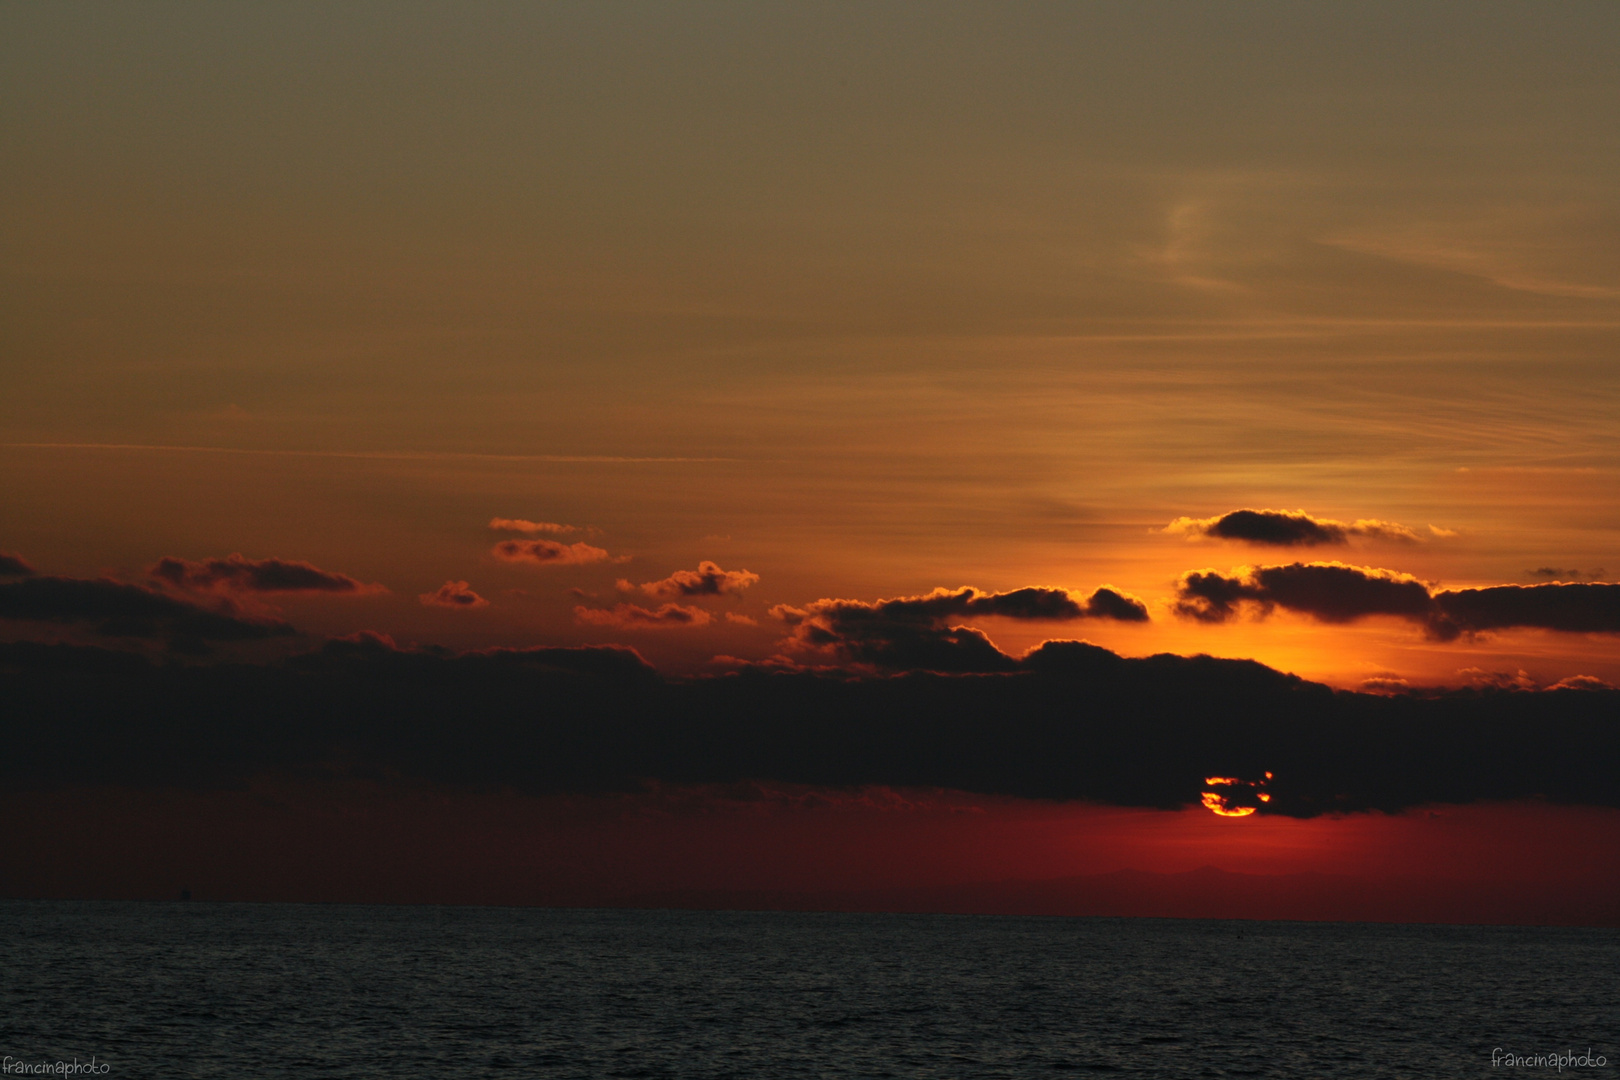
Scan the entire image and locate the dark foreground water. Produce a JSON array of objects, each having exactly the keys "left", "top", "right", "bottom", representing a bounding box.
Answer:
[{"left": 1, "top": 902, "right": 1615, "bottom": 1078}]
